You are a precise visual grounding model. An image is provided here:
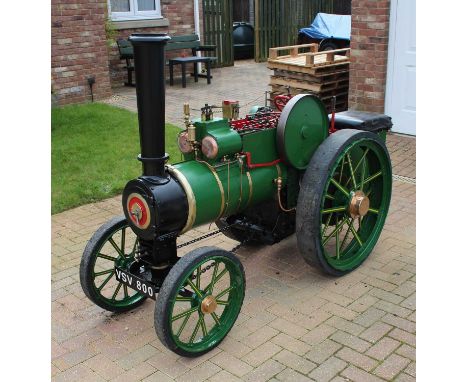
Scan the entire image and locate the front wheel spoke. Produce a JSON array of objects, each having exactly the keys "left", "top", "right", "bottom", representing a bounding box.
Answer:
[
  {"left": 109, "top": 238, "right": 125, "bottom": 258},
  {"left": 98, "top": 253, "right": 117, "bottom": 262},
  {"left": 208, "top": 262, "right": 219, "bottom": 294},
  {"left": 131, "top": 238, "right": 138, "bottom": 256},
  {"left": 323, "top": 218, "right": 347, "bottom": 245},
  {"left": 120, "top": 228, "right": 126, "bottom": 256},
  {"left": 322, "top": 212, "right": 333, "bottom": 238},
  {"left": 211, "top": 312, "right": 220, "bottom": 325},
  {"left": 368, "top": 208, "right": 379, "bottom": 214},
  {"left": 362, "top": 171, "right": 382, "bottom": 187},
  {"left": 330, "top": 178, "right": 350, "bottom": 198},
  {"left": 124, "top": 284, "right": 129, "bottom": 298},
  {"left": 176, "top": 310, "right": 192, "bottom": 337},
  {"left": 97, "top": 270, "right": 115, "bottom": 291},
  {"left": 346, "top": 219, "right": 363, "bottom": 246},
  {"left": 335, "top": 228, "right": 341, "bottom": 259},
  {"left": 207, "top": 268, "right": 228, "bottom": 292},
  {"left": 189, "top": 316, "right": 202, "bottom": 343},
  {"left": 171, "top": 306, "right": 199, "bottom": 322},
  {"left": 186, "top": 279, "right": 203, "bottom": 299},
  {"left": 215, "top": 285, "right": 234, "bottom": 300},
  {"left": 322, "top": 206, "right": 347, "bottom": 214},
  {"left": 200, "top": 315, "right": 208, "bottom": 337},
  {"left": 94, "top": 268, "right": 114, "bottom": 278},
  {"left": 346, "top": 153, "right": 358, "bottom": 190},
  {"left": 111, "top": 282, "right": 122, "bottom": 301},
  {"left": 339, "top": 220, "right": 353, "bottom": 252},
  {"left": 195, "top": 266, "right": 201, "bottom": 290}
]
